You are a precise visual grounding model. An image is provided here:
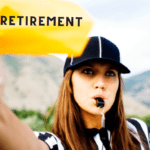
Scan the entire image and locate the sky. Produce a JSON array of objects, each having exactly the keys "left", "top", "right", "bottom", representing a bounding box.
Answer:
[{"left": 66, "top": 0, "right": 150, "bottom": 78}]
